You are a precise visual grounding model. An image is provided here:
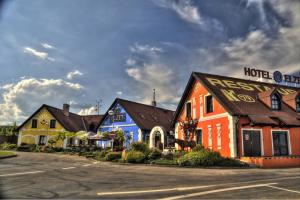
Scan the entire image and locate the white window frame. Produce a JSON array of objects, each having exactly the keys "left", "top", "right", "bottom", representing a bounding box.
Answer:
[
  {"left": 204, "top": 94, "right": 214, "bottom": 114},
  {"left": 241, "top": 128, "right": 264, "bottom": 156},
  {"left": 208, "top": 125, "right": 212, "bottom": 149},
  {"left": 271, "top": 129, "right": 291, "bottom": 156}
]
